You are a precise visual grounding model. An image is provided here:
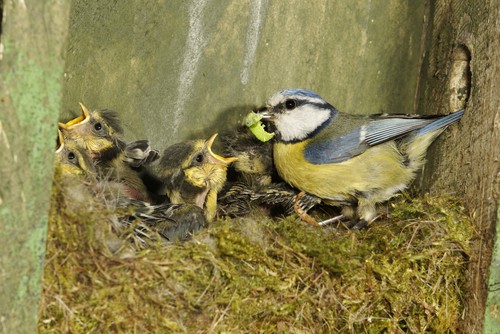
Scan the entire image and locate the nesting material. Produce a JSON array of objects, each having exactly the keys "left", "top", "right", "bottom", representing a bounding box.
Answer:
[{"left": 39, "top": 174, "right": 473, "bottom": 333}]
